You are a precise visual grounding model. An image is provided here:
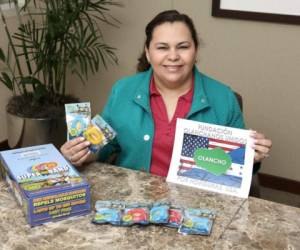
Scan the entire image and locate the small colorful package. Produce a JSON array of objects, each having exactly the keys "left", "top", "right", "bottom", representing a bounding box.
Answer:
[
  {"left": 121, "top": 202, "right": 150, "bottom": 226},
  {"left": 166, "top": 205, "right": 184, "bottom": 228},
  {"left": 178, "top": 208, "right": 216, "bottom": 235},
  {"left": 93, "top": 200, "right": 124, "bottom": 226},
  {"left": 149, "top": 202, "right": 169, "bottom": 224},
  {"left": 83, "top": 114, "right": 116, "bottom": 153},
  {"left": 65, "top": 102, "right": 91, "bottom": 140}
]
